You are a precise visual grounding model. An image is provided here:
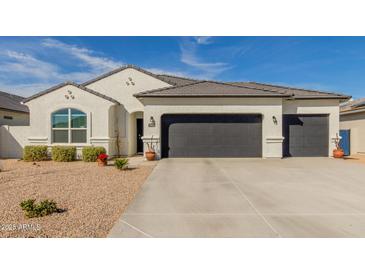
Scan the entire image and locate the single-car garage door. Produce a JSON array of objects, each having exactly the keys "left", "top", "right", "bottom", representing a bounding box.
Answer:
[
  {"left": 161, "top": 114, "right": 262, "bottom": 158},
  {"left": 283, "top": 114, "right": 329, "bottom": 157}
]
